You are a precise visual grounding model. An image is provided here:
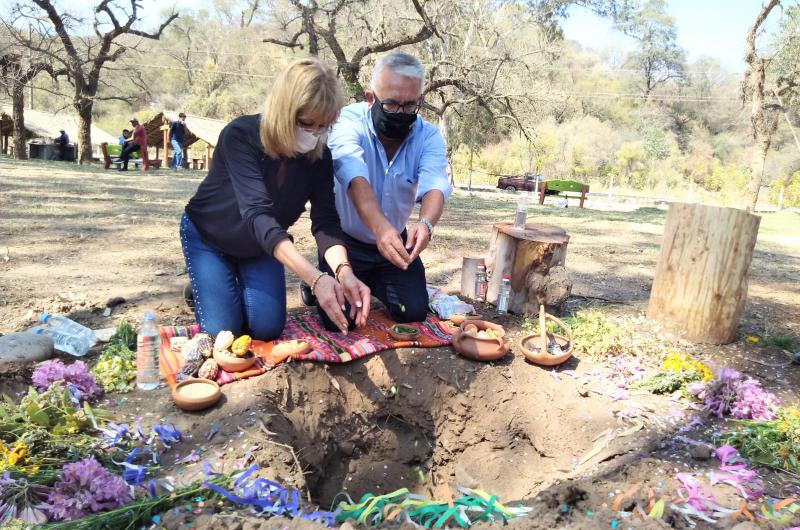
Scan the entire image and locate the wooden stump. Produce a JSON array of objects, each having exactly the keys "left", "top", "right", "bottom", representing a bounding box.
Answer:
[
  {"left": 646, "top": 203, "right": 760, "bottom": 344},
  {"left": 485, "top": 223, "right": 572, "bottom": 314}
]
